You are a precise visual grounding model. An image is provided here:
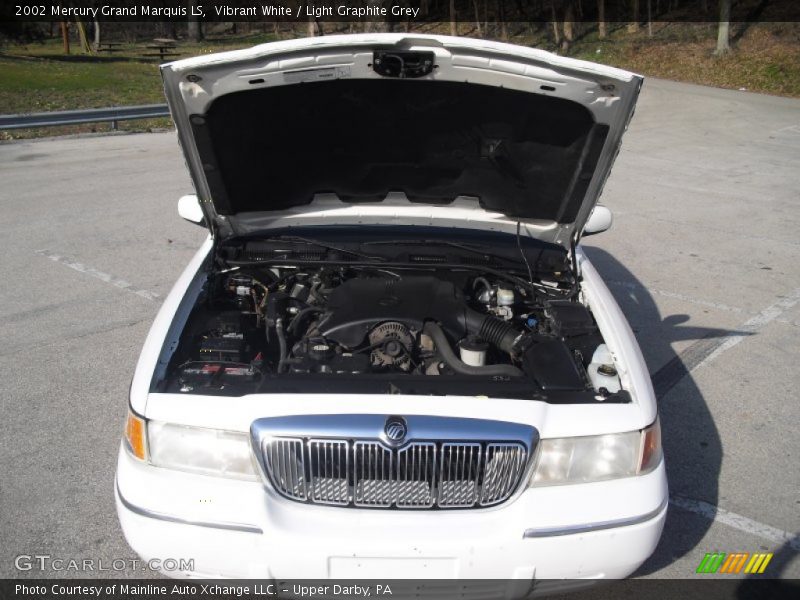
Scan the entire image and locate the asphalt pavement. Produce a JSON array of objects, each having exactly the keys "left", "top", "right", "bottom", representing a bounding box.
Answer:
[{"left": 0, "top": 78, "right": 798, "bottom": 581}]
